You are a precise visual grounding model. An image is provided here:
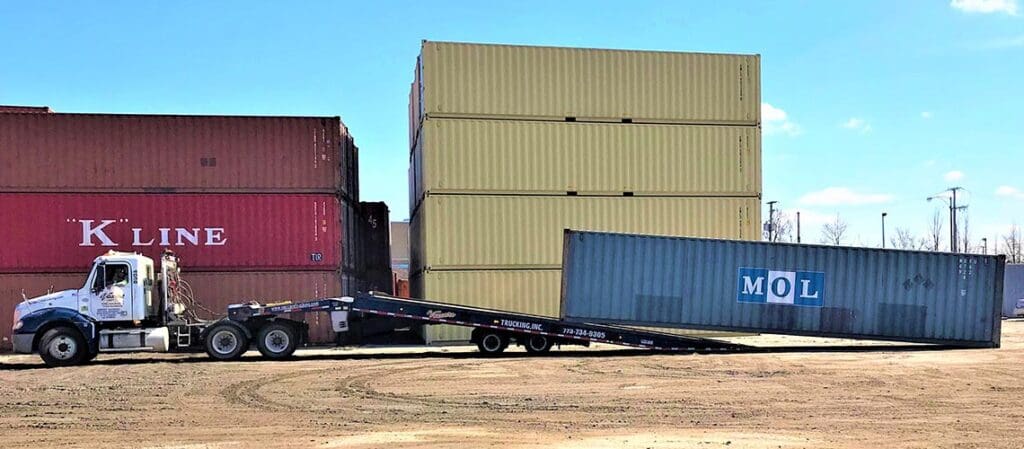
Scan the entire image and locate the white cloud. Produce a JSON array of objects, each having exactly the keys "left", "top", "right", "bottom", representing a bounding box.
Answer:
[
  {"left": 996, "top": 185, "right": 1024, "bottom": 199},
  {"left": 798, "top": 187, "right": 895, "bottom": 206},
  {"left": 761, "top": 103, "right": 801, "bottom": 136},
  {"left": 951, "top": 0, "right": 1019, "bottom": 15},
  {"left": 784, "top": 209, "right": 834, "bottom": 228},
  {"left": 924, "top": 159, "right": 938, "bottom": 167},
  {"left": 842, "top": 117, "right": 872, "bottom": 133},
  {"left": 921, "top": 111, "right": 933, "bottom": 119},
  {"left": 944, "top": 170, "right": 965, "bottom": 182}
]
